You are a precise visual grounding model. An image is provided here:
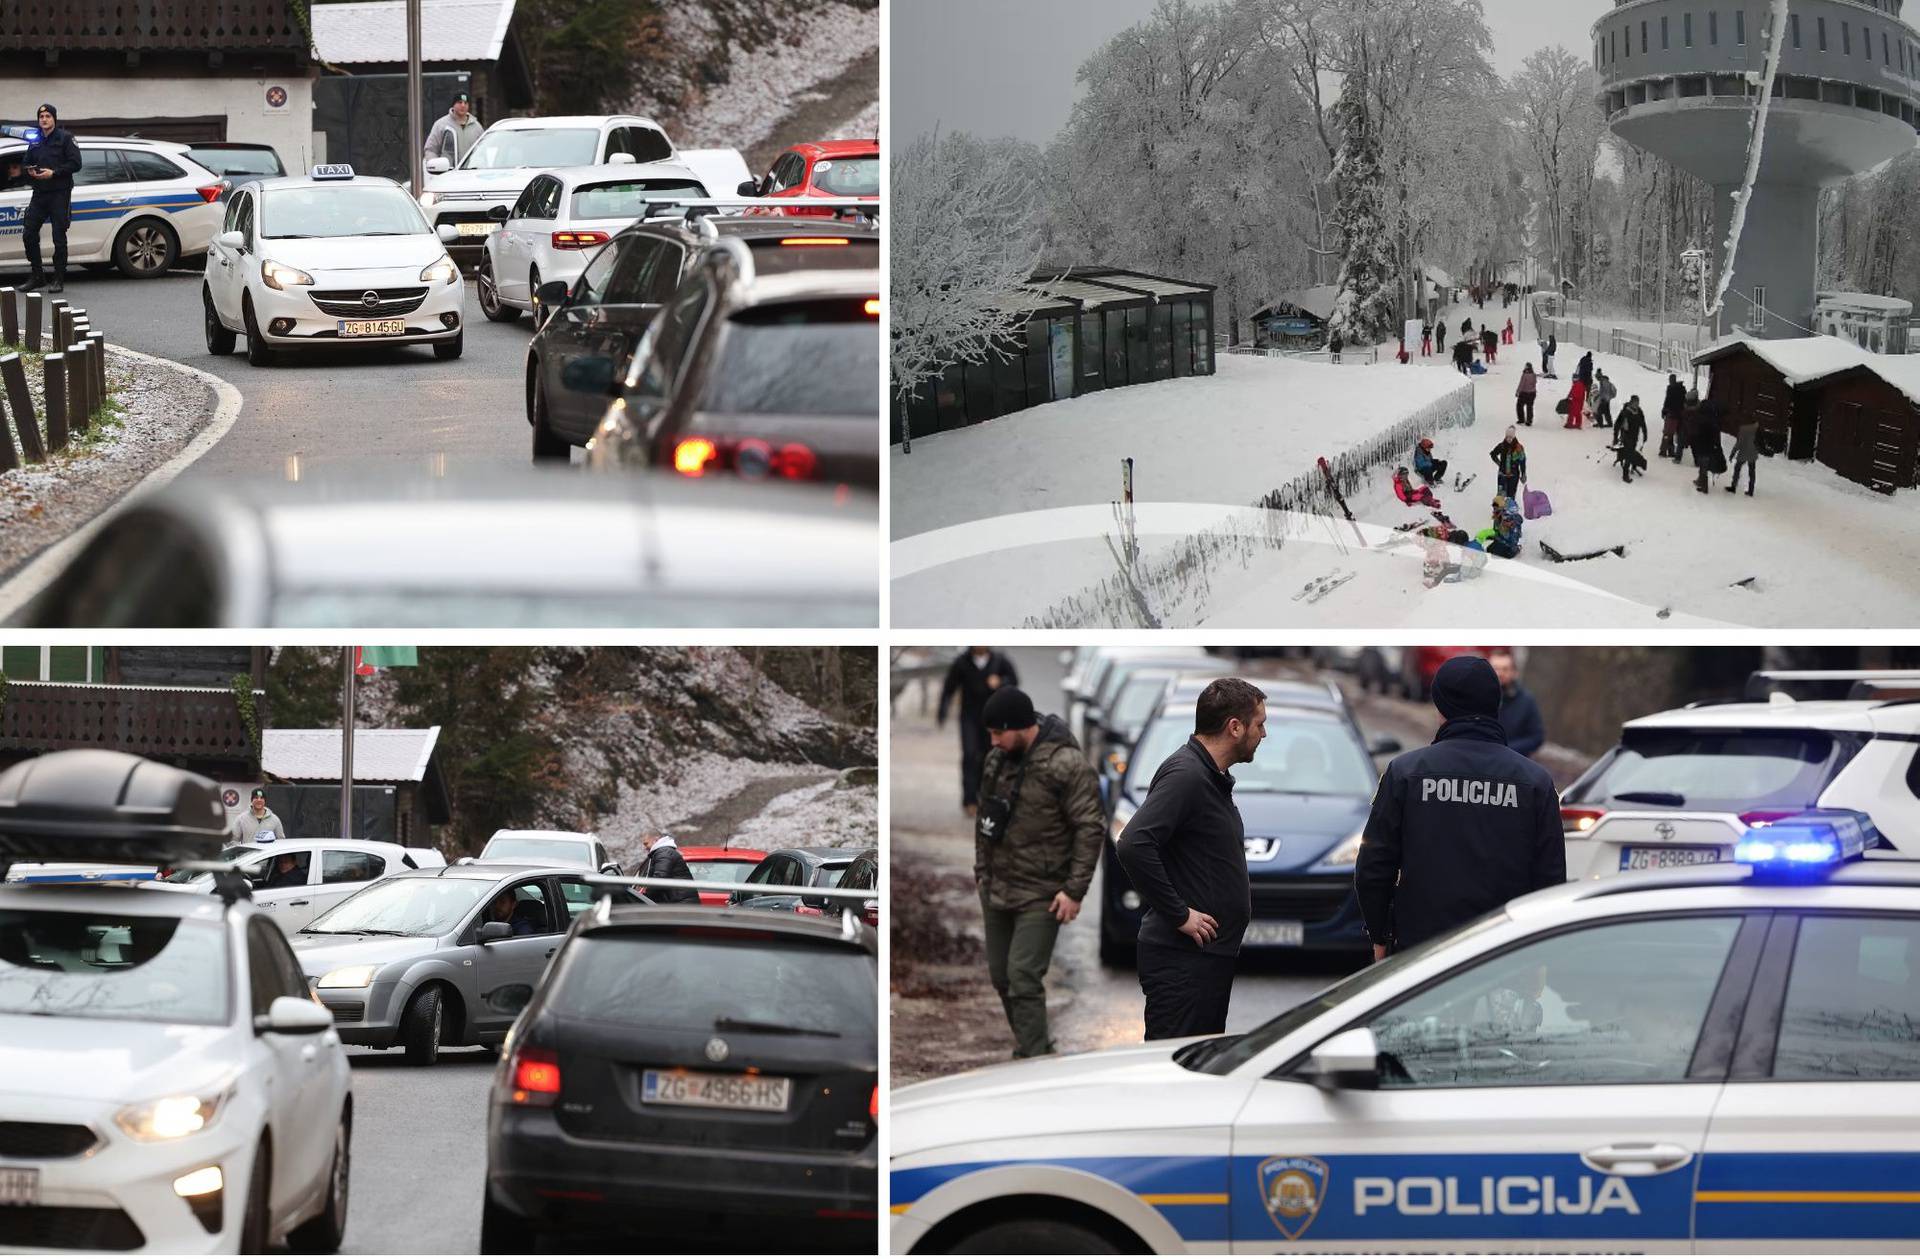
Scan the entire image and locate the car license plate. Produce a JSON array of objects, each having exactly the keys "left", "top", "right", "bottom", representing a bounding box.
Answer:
[
  {"left": 0, "top": 1167, "right": 37, "bottom": 1207},
  {"left": 1620, "top": 845, "right": 1726, "bottom": 870},
  {"left": 642, "top": 1068, "right": 791, "bottom": 1113},
  {"left": 456, "top": 222, "right": 492, "bottom": 236},
  {"left": 1243, "top": 920, "right": 1304, "bottom": 946},
  {"left": 337, "top": 318, "right": 406, "bottom": 337}
]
